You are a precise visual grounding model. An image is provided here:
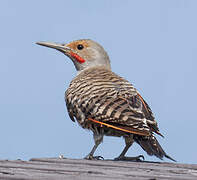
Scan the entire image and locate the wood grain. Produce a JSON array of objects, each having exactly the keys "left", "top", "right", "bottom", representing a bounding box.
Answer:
[{"left": 0, "top": 158, "right": 196, "bottom": 180}]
